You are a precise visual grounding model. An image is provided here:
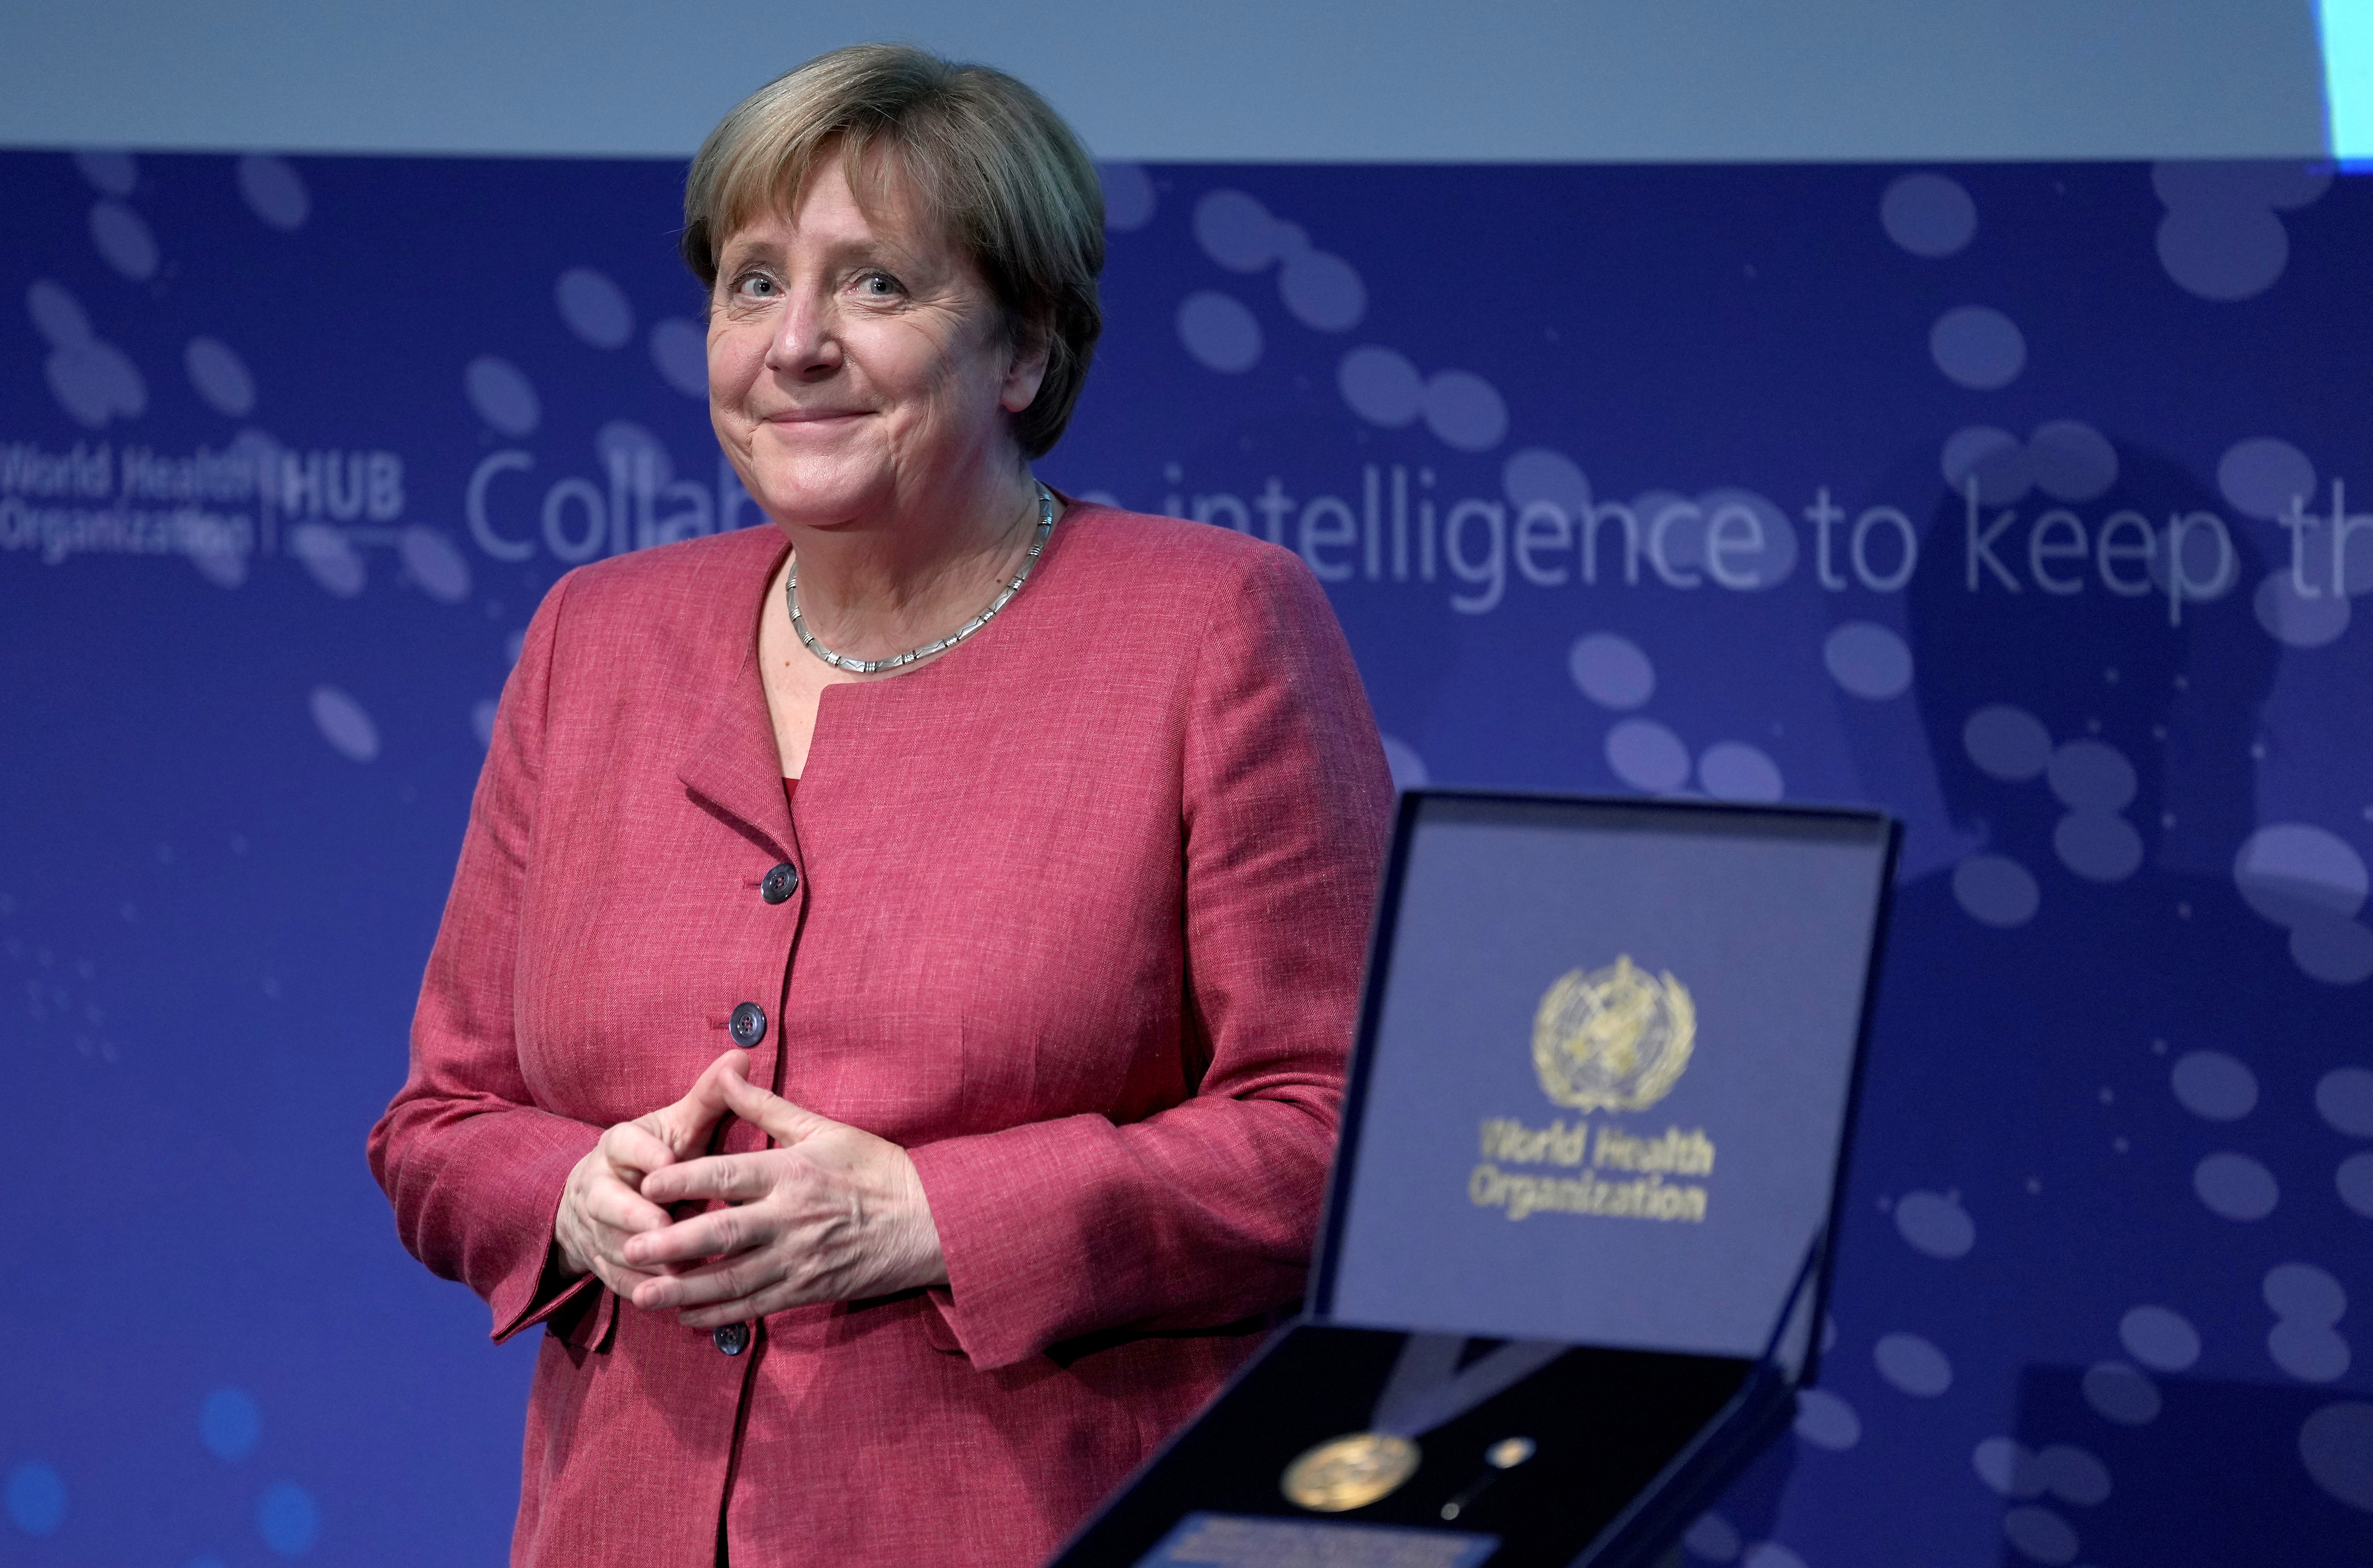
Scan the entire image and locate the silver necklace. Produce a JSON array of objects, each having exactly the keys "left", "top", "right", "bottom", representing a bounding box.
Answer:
[{"left": 785, "top": 484, "right": 1055, "bottom": 674}]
